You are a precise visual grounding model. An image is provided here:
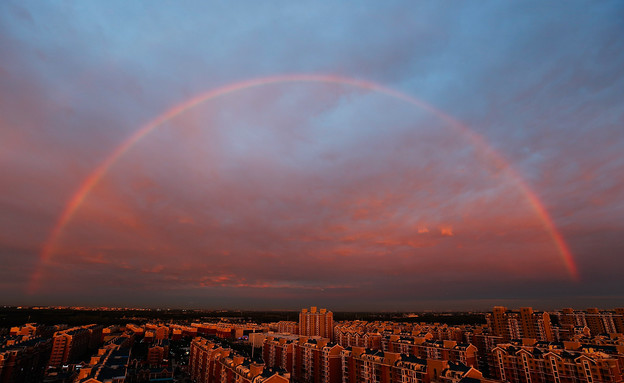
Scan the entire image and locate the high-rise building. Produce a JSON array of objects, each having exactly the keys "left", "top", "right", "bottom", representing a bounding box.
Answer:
[
  {"left": 277, "top": 321, "right": 299, "bottom": 335},
  {"left": 585, "top": 308, "right": 617, "bottom": 335},
  {"left": 614, "top": 308, "right": 624, "bottom": 334},
  {"left": 299, "top": 307, "right": 333, "bottom": 340},
  {"left": 190, "top": 337, "right": 230, "bottom": 383},
  {"left": 48, "top": 325, "right": 103, "bottom": 367},
  {"left": 263, "top": 335, "right": 296, "bottom": 373},
  {"left": 486, "top": 307, "right": 553, "bottom": 342}
]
